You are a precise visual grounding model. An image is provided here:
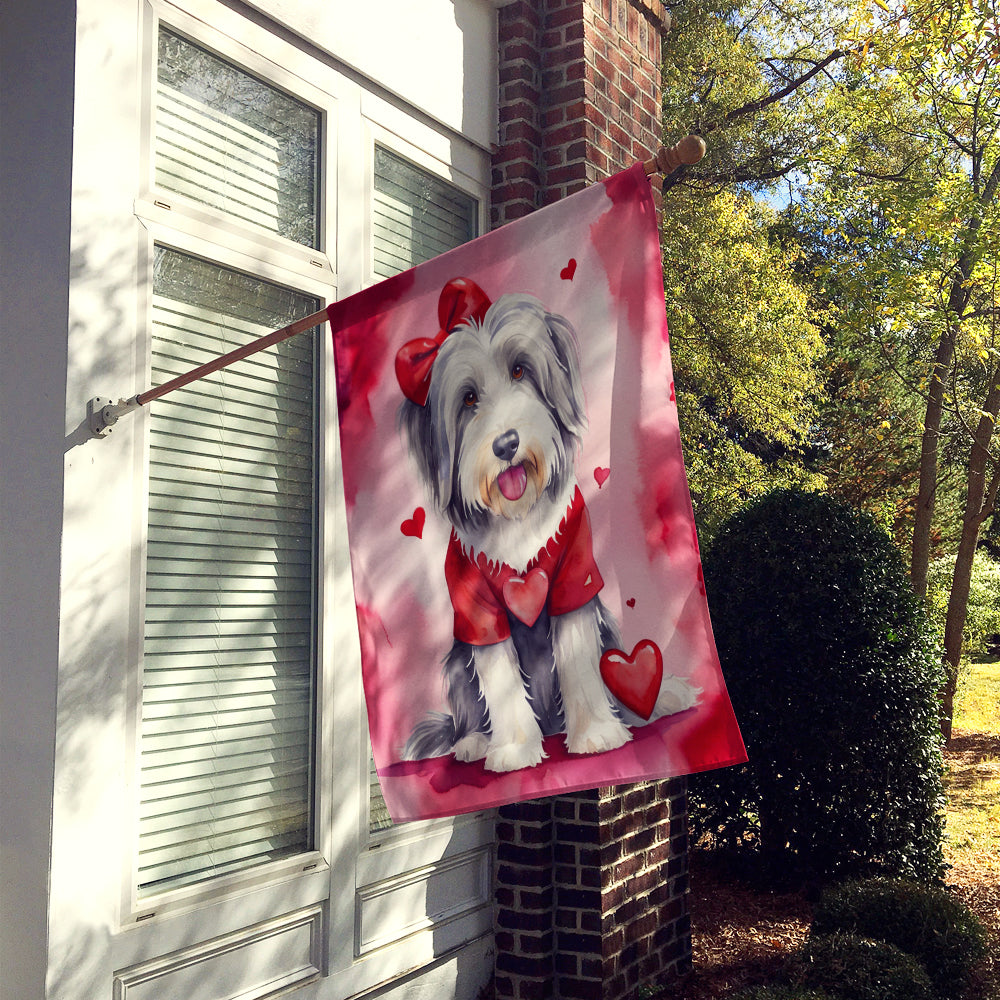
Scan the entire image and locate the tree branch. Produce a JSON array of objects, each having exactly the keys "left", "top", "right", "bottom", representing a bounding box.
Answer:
[{"left": 702, "top": 49, "right": 847, "bottom": 133}]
